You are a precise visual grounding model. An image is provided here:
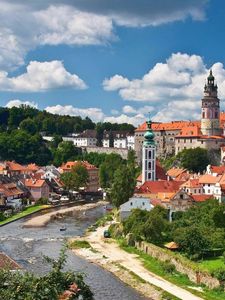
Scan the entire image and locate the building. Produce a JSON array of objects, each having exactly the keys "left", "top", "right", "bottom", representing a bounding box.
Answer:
[
  {"left": 59, "top": 161, "right": 99, "bottom": 192},
  {"left": 142, "top": 118, "right": 156, "bottom": 184},
  {"left": 135, "top": 71, "right": 225, "bottom": 163},
  {"left": 65, "top": 130, "right": 97, "bottom": 147},
  {"left": 120, "top": 196, "right": 153, "bottom": 220},
  {"left": 25, "top": 179, "right": 50, "bottom": 201},
  {"left": 102, "top": 130, "right": 134, "bottom": 149}
]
